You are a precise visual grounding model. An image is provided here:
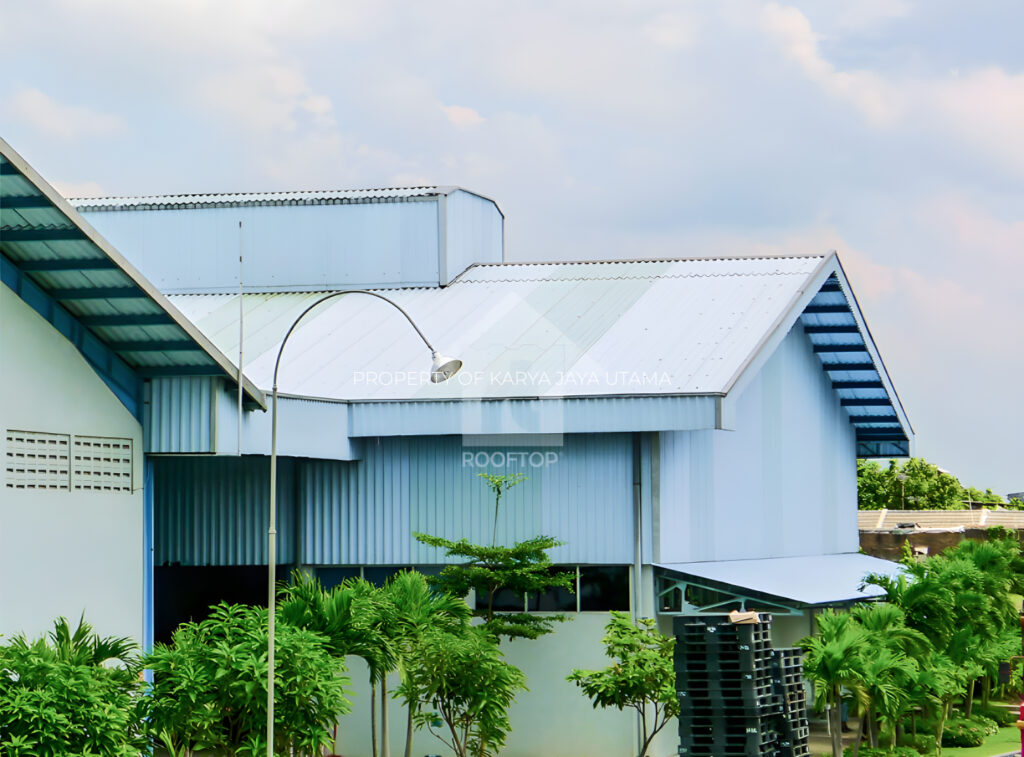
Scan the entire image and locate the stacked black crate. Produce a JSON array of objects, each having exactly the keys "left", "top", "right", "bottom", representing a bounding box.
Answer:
[
  {"left": 675, "top": 616, "right": 782, "bottom": 757},
  {"left": 772, "top": 648, "right": 809, "bottom": 757}
]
